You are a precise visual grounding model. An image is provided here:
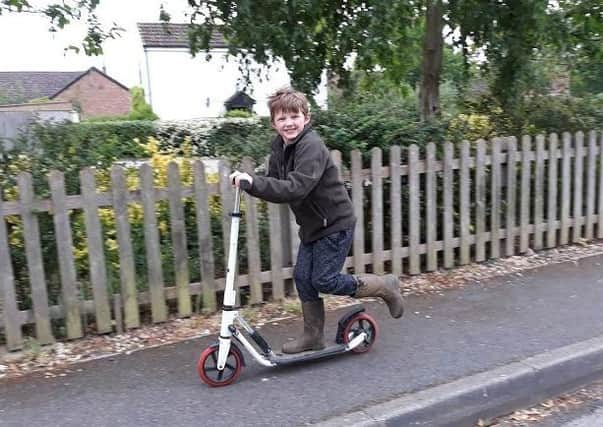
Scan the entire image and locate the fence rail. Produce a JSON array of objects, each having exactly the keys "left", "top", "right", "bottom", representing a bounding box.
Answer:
[{"left": 1, "top": 130, "right": 601, "bottom": 350}]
